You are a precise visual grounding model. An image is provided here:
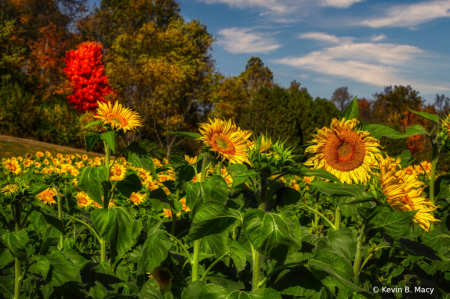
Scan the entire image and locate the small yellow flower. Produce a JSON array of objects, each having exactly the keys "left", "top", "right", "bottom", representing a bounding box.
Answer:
[
  {"left": 290, "top": 180, "right": 300, "bottom": 191},
  {"left": 128, "top": 192, "right": 146, "bottom": 205},
  {"left": 153, "top": 158, "right": 162, "bottom": 168},
  {"left": 57, "top": 153, "right": 63, "bottom": 159},
  {"left": 36, "top": 151, "right": 44, "bottom": 158},
  {"left": 23, "top": 160, "right": 33, "bottom": 167},
  {"left": 303, "top": 176, "right": 314, "bottom": 185},
  {"left": 43, "top": 159, "right": 49, "bottom": 165},
  {"left": 34, "top": 162, "right": 41, "bottom": 168},
  {"left": 76, "top": 154, "right": 81, "bottom": 159},
  {"left": 94, "top": 100, "right": 143, "bottom": 133},
  {"left": 179, "top": 198, "right": 191, "bottom": 212},
  {"left": 163, "top": 209, "right": 173, "bottom": 218},
  {"left": 82, "top": 154, "right": 88, "bottom": 160},
  {"left": 45, "top": 151, "right": 51, "bottom": 157}
]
